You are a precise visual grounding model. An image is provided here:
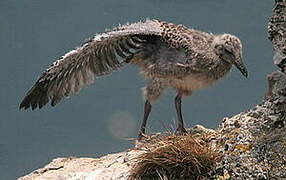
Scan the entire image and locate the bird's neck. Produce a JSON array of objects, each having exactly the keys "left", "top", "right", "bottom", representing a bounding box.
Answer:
[
  {"left": 213, "top": 60, "right": 232, "bottom": 79},
  {"left": 209, "top": 59, "right": 232, "bottom": 80}
]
